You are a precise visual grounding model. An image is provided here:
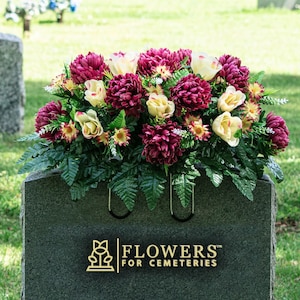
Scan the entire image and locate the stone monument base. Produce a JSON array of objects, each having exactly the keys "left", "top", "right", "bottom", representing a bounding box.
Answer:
[{"left": 21, "top": 170, "right": 276, "bottom": 300}]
